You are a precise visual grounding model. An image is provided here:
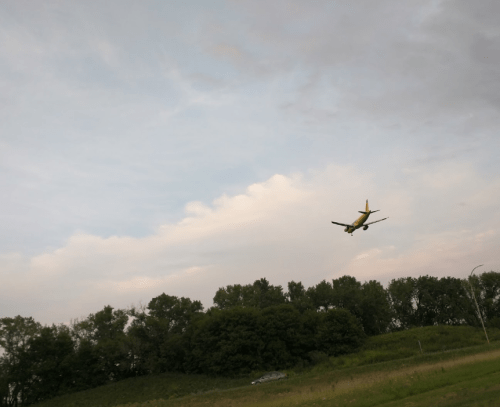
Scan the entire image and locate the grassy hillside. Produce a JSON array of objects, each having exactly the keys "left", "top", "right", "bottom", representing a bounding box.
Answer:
[
  {"left": 32, "top": 325, "right": 500, "bottom": 407},
  {"left": 320, "top": 324, "right": 500, "bottom": 371}
]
